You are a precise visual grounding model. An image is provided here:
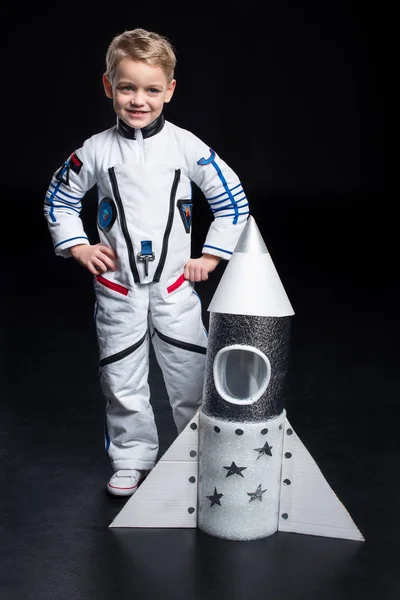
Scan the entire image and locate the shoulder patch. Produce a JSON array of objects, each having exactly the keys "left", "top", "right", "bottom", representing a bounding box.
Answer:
[
  {"left": 197, "top": 148, "right": 216, "bottom": 166},
  {"left": 55, "top": 151, "right": 83, "bottom": 185},
  {"left": 70, "top": 152, "right": 83, "bottom": 174},
  {"left": 55, "top": 162, "right": 70, "bottom": 185}
]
